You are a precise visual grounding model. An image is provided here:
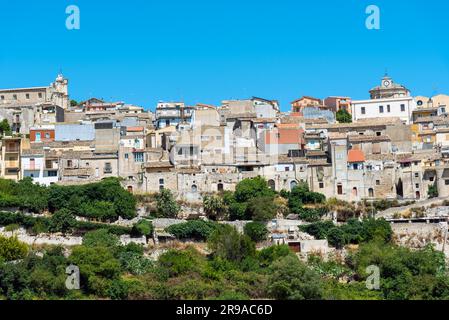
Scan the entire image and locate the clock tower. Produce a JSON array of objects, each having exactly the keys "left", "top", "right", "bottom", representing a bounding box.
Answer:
[{"left": 369, "top": 74, "right": 410, "bottom": 99}]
